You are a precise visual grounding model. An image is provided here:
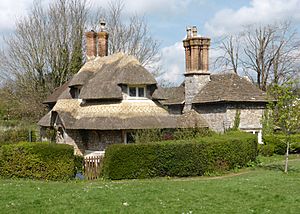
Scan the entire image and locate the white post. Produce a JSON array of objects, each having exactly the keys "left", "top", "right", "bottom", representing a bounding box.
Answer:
[{"left": 258, "top": 130, "right": 263, "bottom": 144}]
